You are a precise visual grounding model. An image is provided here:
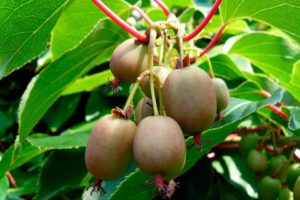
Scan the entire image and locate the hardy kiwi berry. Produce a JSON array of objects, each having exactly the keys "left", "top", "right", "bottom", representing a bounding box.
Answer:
[
  {"left": 287, "top": 163, "right": 300, "bottom": 190},
  {"left": 110, "top": 38, "right": 148, "bottom": 83},
  {"left": 133, "top": 116, "right": 186, "bottom": 180},
  {"left": 247, "top": 149, "right": 268, "bottom": 173},
  {"left": 294, "top": 177, "right": 300, "bottom": 200},
  {"left": 85, "top": 114, "right": 136, "bottom": 180},
  {"left": 212, "top": 78, "right": 229, "bottom": 112},
  {"left": 163, "top": 66, "right": 216, "bottom": 133},
  {"left": 135, "top": 97, "right": 154, "bottom": 124},
  {"left": 258, "top": 176, "right": 281, "bottom": 200},
  {"left": 141, "top": 66, "right": 171, "bottom": 98}
]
